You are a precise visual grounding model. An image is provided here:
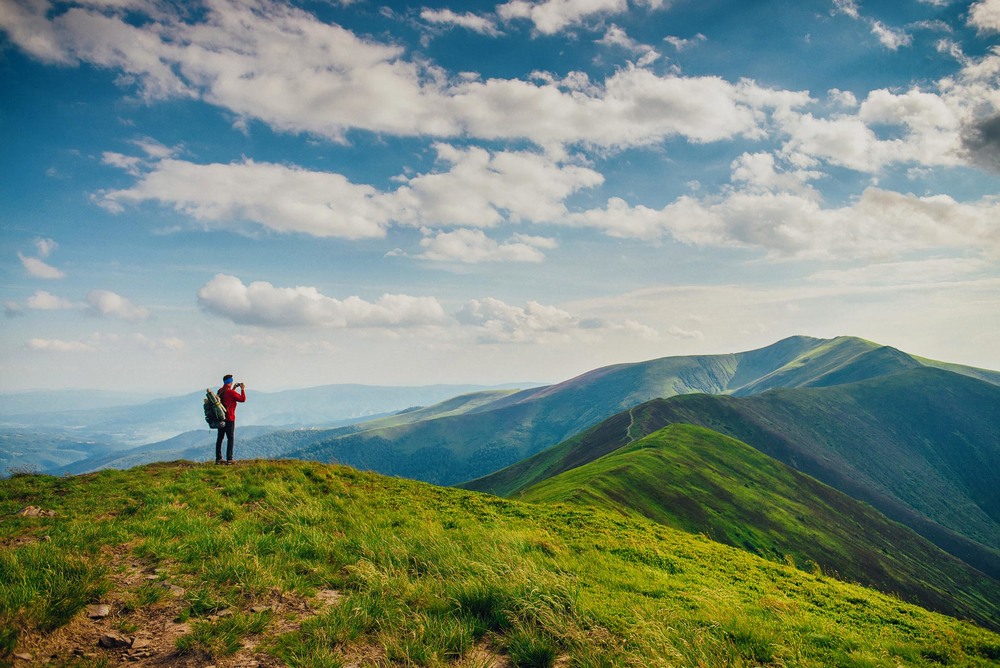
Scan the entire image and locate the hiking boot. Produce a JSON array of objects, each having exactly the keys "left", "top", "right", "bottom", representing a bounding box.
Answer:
[{"left": 215, "top": 460, "right": 223, "bottom": 465}]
